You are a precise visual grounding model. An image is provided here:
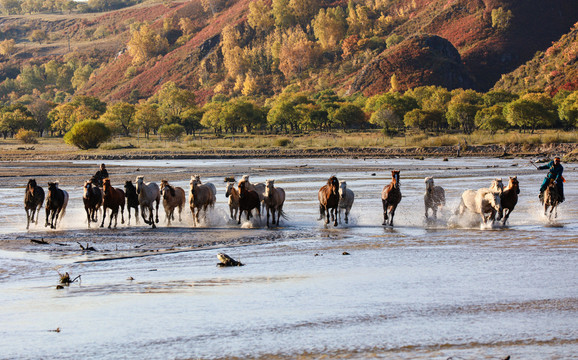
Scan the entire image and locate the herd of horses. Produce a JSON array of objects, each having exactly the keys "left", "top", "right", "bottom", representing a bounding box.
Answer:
[{"left": 23, "top": 170, "right": 562, "bottom": 231}]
